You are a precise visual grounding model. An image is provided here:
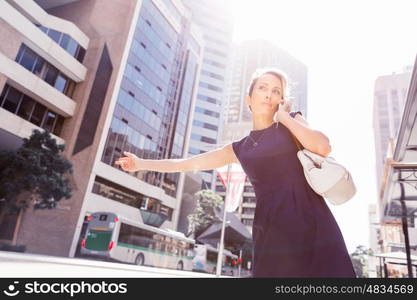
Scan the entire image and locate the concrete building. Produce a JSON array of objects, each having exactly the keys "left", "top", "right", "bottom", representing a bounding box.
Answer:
[
  {"left": 182, "top": 0, "right": 234, "bottom": 190},
  {"left": 0, "top": 0, "right": 204, "bottom": 258},
  {"left": 176, "top": 0, "right": 234, "bottom": 235},
  {"left": 373, "top": 66, "right": 412, "bottom": 194}
]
